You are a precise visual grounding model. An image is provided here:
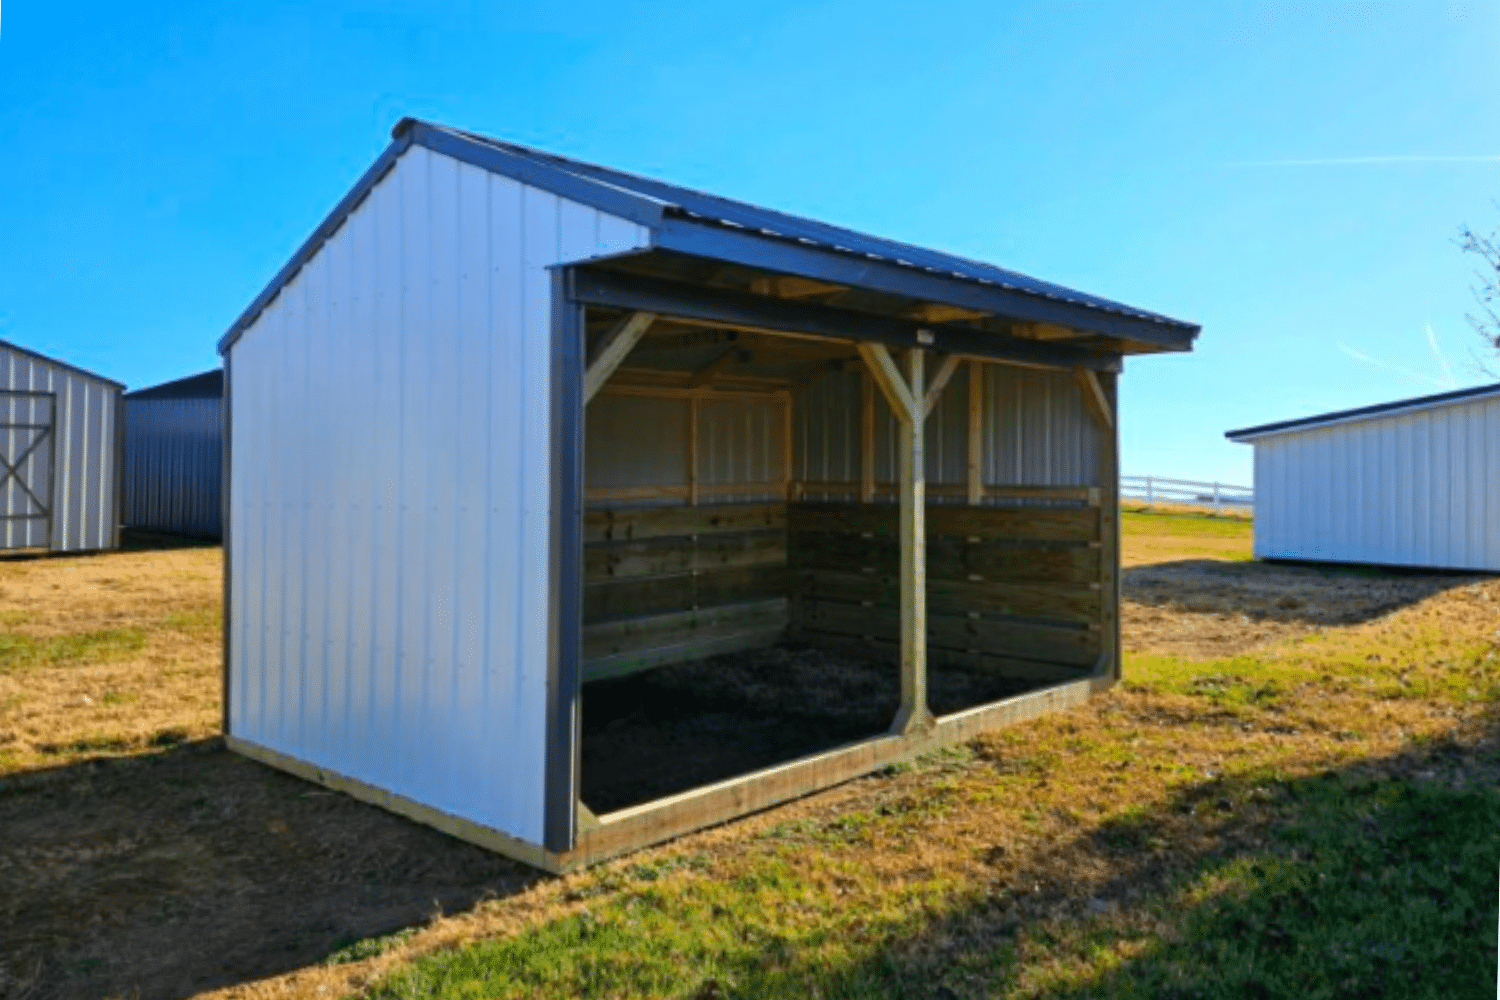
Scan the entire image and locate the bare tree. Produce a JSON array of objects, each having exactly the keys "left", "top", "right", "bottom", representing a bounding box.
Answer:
[{"left": 1458, "top": 214, "right": 1500, "bottom": 375}]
